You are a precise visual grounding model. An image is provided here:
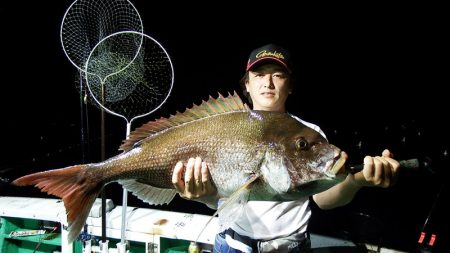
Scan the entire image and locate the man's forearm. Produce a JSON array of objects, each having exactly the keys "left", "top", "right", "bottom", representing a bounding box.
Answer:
[{"left": 312, "top": 174, "right": 363, "bottom": 210}]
